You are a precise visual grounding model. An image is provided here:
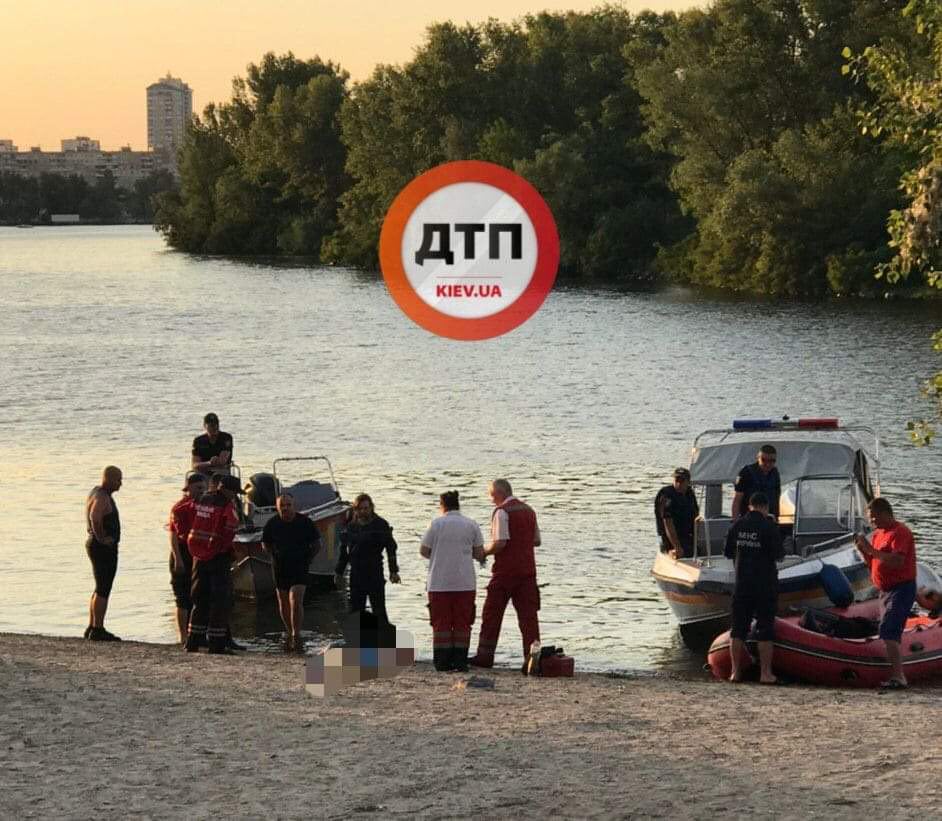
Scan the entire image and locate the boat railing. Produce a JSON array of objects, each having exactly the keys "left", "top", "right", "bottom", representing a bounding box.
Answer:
[
  {"left": 693, "top": 517, "right": 733, "bottom": 566},
  {"left": 273, "top": 456, "right": 340, "bottom": 494},
  {"left": 186, "top": 461, "right": 241, "bottom": 482}
]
